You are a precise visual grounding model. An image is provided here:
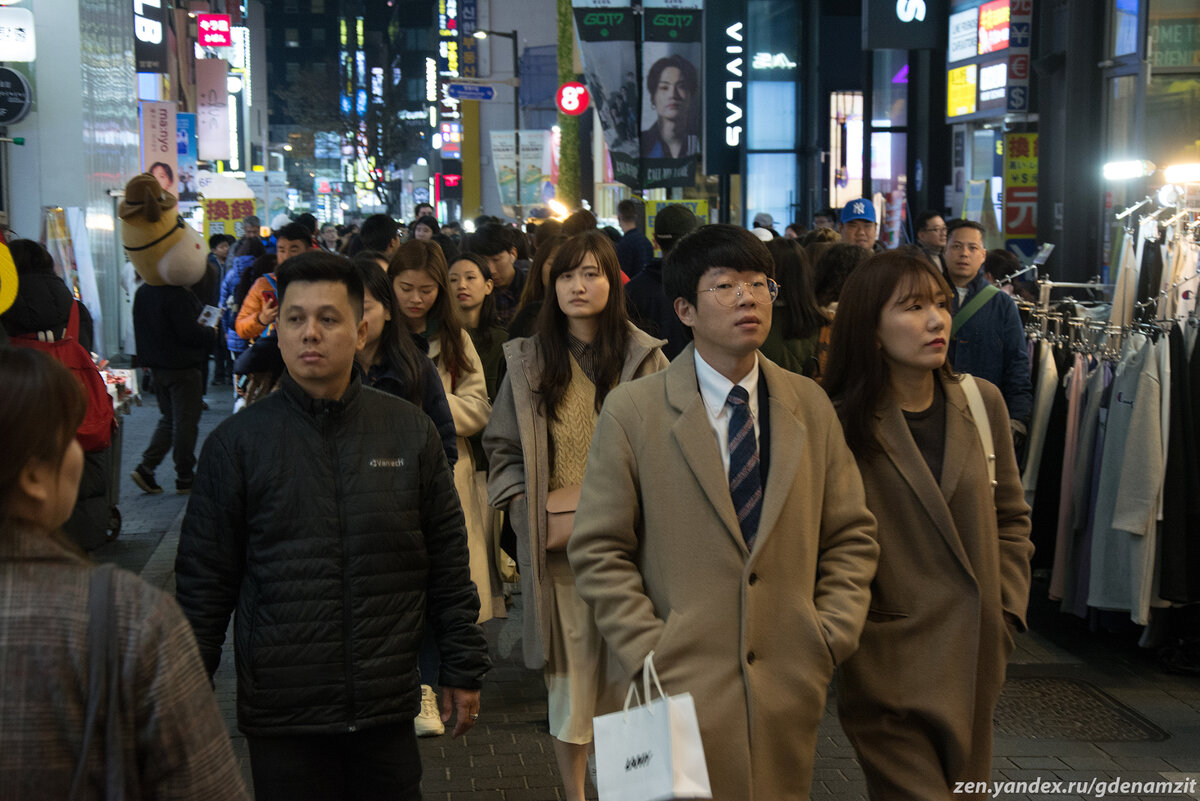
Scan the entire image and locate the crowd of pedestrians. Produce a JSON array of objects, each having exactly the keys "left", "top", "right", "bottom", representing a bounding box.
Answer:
[{"left": 0, "top": 195, "right": 1036, "bottom": 800}]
